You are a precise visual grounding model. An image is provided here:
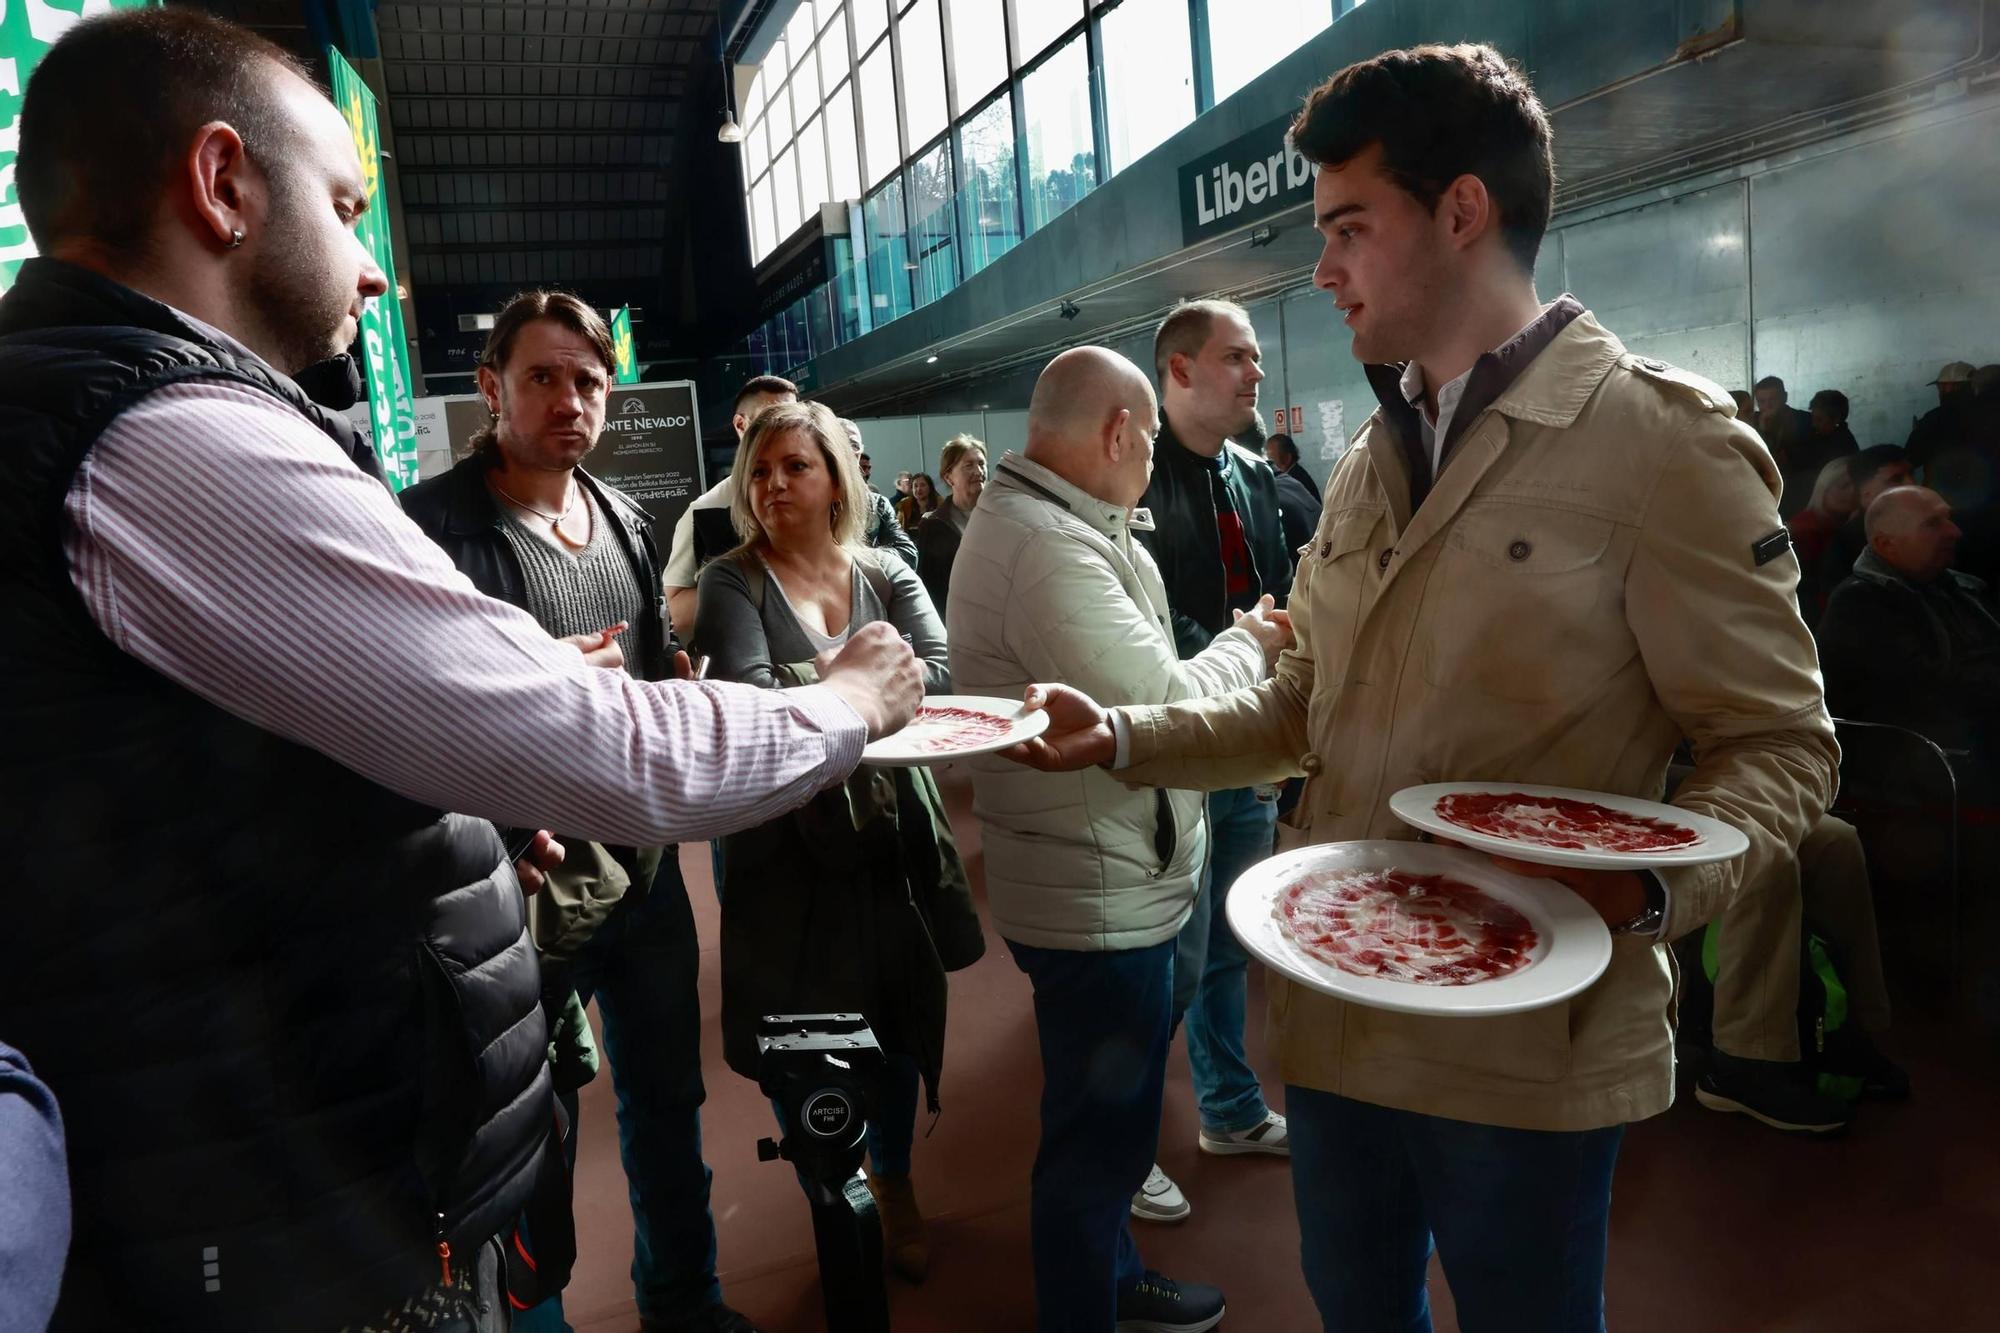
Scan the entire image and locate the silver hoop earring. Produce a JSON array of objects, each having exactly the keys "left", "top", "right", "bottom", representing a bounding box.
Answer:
[{"left": 227, "top": 228, "right": 245, "bottom": 249}]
